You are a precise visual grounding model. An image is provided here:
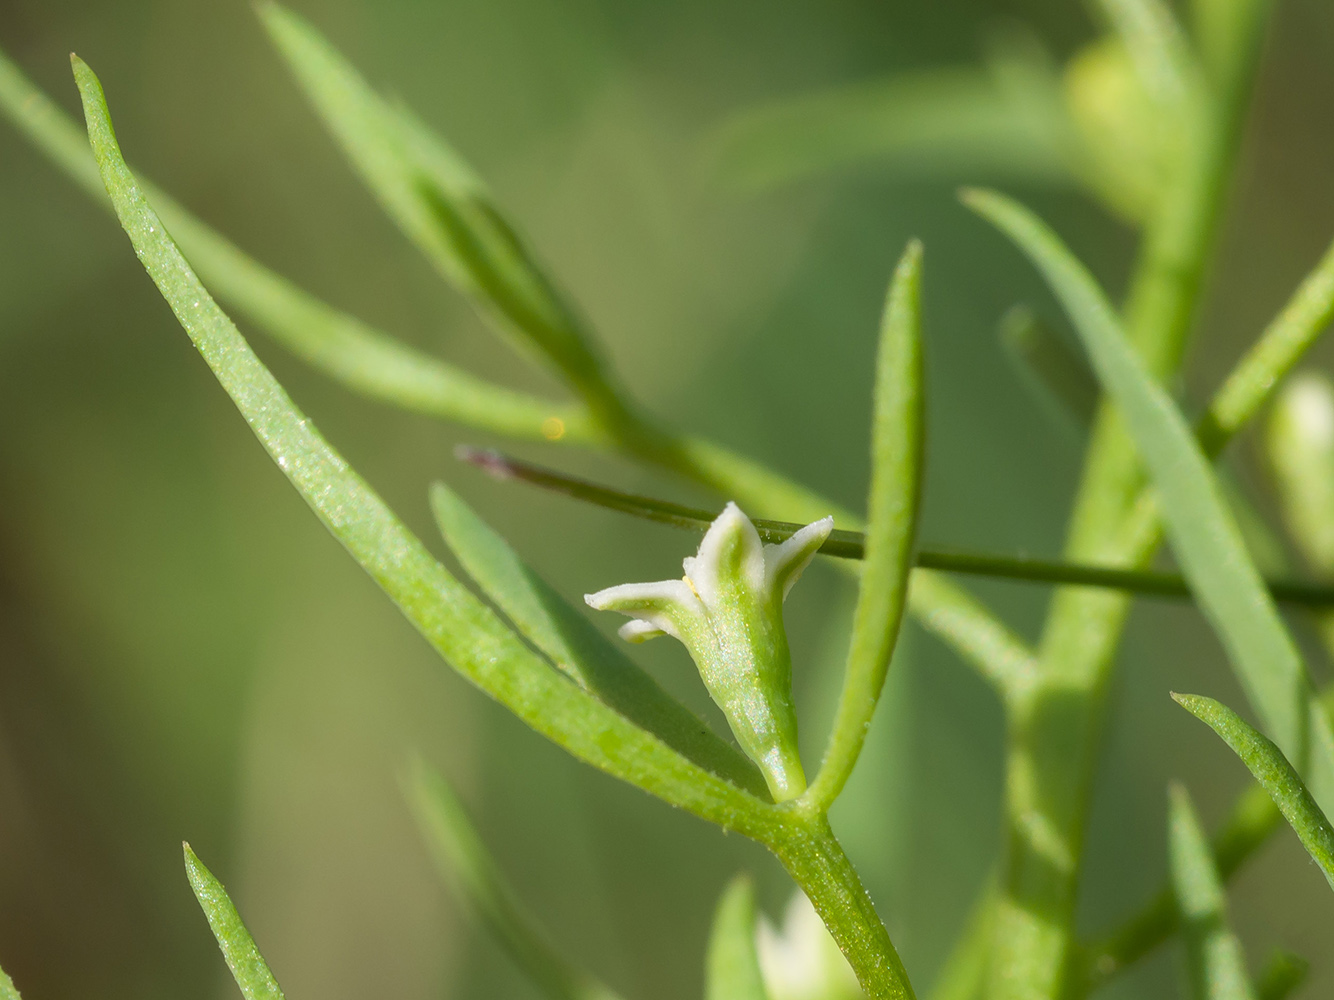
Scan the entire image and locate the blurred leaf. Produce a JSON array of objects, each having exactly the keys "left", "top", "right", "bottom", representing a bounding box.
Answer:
[
  {"left": 428, "top": 480, "right": 769, "bottom": 797},
  {"left": 998, "top": 303, "right": 1098, "bottom": 433},
  {"left": 0, "top": 45, "right": 582, "bottom": 442},
  {"left": 1077, "top": 781, "right": 1281, "bottom": 992},
  {"left": 183, "top": 844, "right": 285, "bottom": 1000},
  {"left": 71, "top": 54, "right": 775, "bottom": 835},
  {"left": 964, "top": 188, "right": 1334, "bottom": 805},
  {"left": 0, "top": 963, "right": 19, "bottom": 1000},
  {"left": 407, "top": 762, "right": 621, "bottom": 1000},
  {"left": 1254, "top": 951, "right": 1308, "bottom": 1000},
  {"left": 1174, "top": 693, "right": 1334, "bottom": 893},
  {"left": 810, "top": 240, "right": 923, "bottom": 808},
  {"left": 257, "top": 3, "right": 629, "bottom": 422},
  {"left": 1167, "top": 783, "right": 1256, "bottom": 1000},
  {"left": 1200, "top": 233, "right": 1334, "bottom": 454},
  {"left": 706, "top": 876, "right": 771, "bottom": 1000},
  {"left": 708, "top": 32, "right": 1075, "bottom": 192}
]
